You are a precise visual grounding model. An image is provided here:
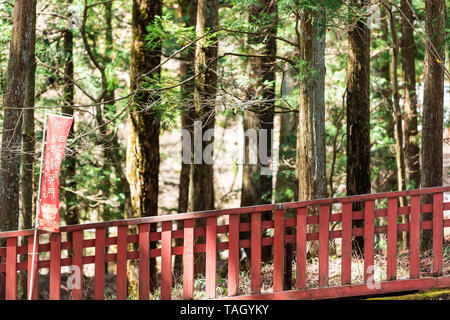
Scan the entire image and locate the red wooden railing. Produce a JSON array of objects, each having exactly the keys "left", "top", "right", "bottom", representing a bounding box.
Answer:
[{"left": 0, "top": 186, "right": 449, "bottom": 300}]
